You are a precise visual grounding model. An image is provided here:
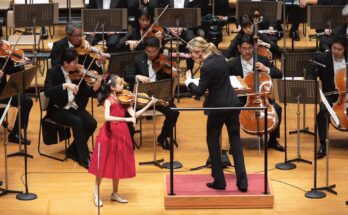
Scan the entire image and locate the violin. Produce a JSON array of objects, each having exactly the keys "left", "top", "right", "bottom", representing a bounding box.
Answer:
[
  {"left": 142, "top": 25, "right": 164, "bottom": 39},
  {"left": 75, "top": 39, "right": 110, "bottom": 59},
  {"left": 152, "top": 53, "right": 178, "bottom": 77},
  {"left": 117, "top": 89, "right": 167, "bottom": 106},
  {"left": 69, "top": 64, "right": 100, "bottom": 86},
  {"left": 0, "top": 40, "right": 32, "bottom": 63},
  {"left": 331, "top": 68, "right": 348, "bottom": 131}
]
